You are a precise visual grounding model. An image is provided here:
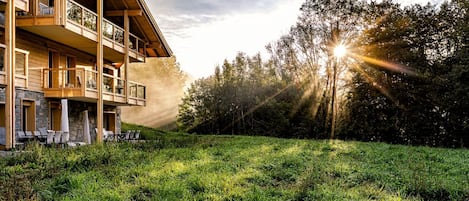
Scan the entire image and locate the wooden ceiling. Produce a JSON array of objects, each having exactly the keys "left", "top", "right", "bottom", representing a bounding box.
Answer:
[{"left": 74, "top": 0, "right": 172, "bottom": 57}]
